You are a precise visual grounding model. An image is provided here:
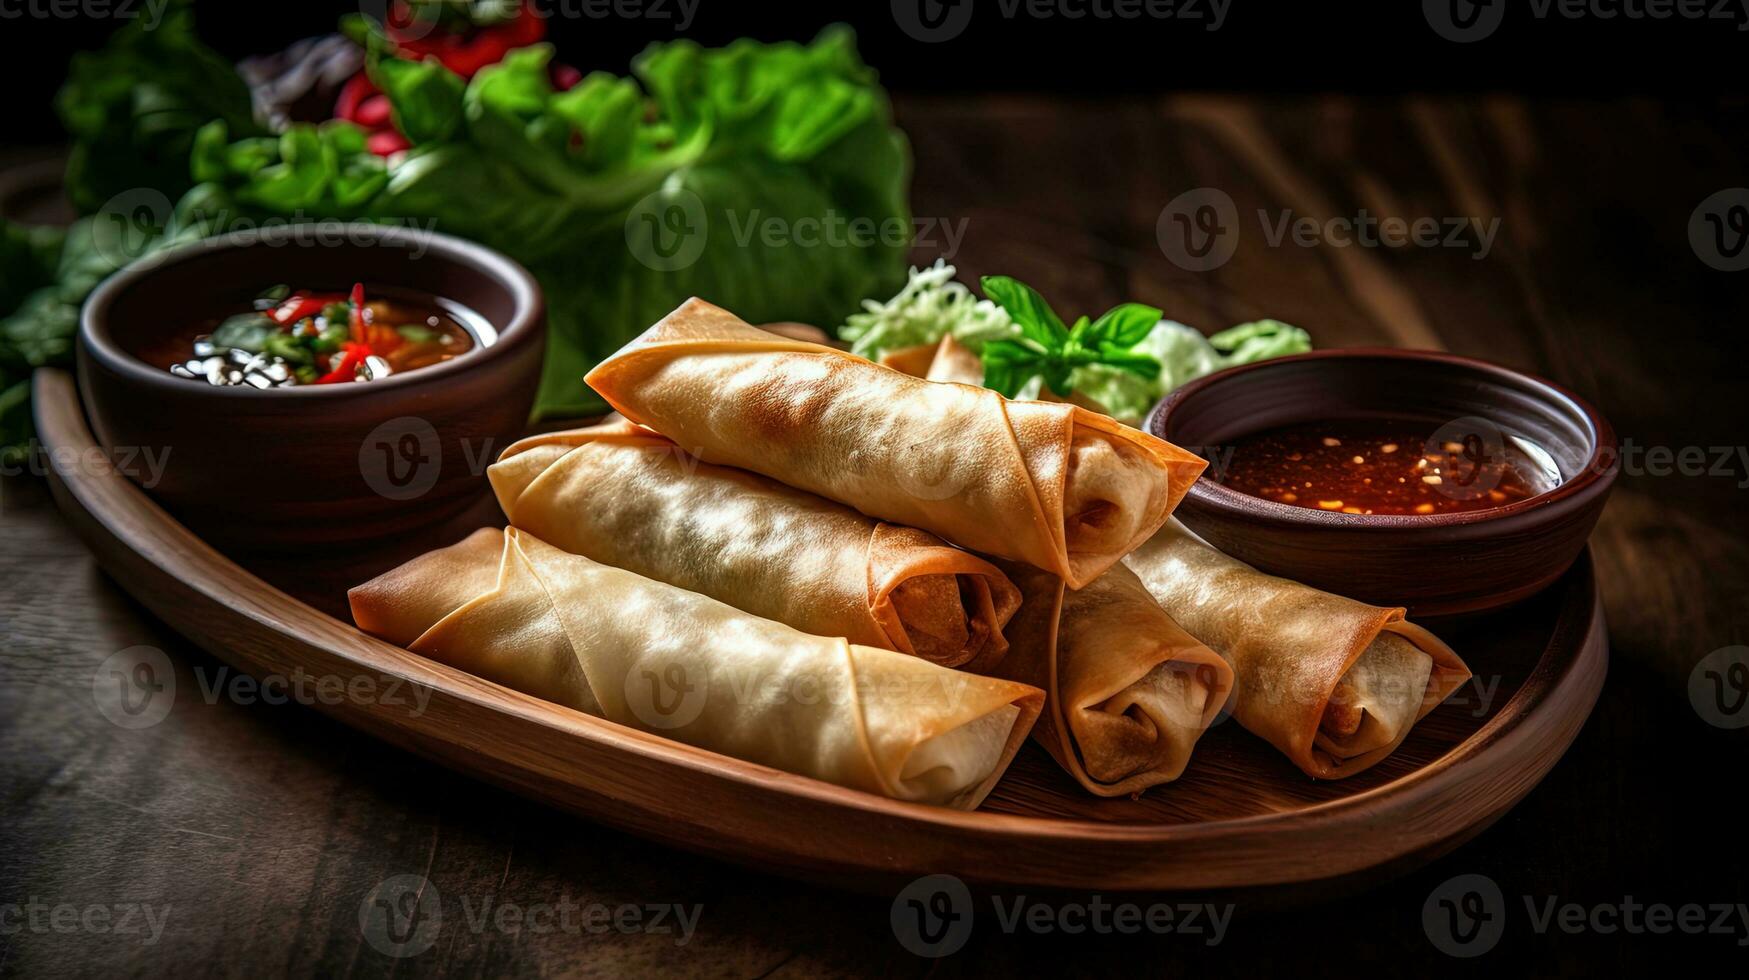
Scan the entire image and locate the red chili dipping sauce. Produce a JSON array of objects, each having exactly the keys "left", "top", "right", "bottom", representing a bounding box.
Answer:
[{"left": 1214, "top": 421, "right": 1560, "bottom": 516}]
